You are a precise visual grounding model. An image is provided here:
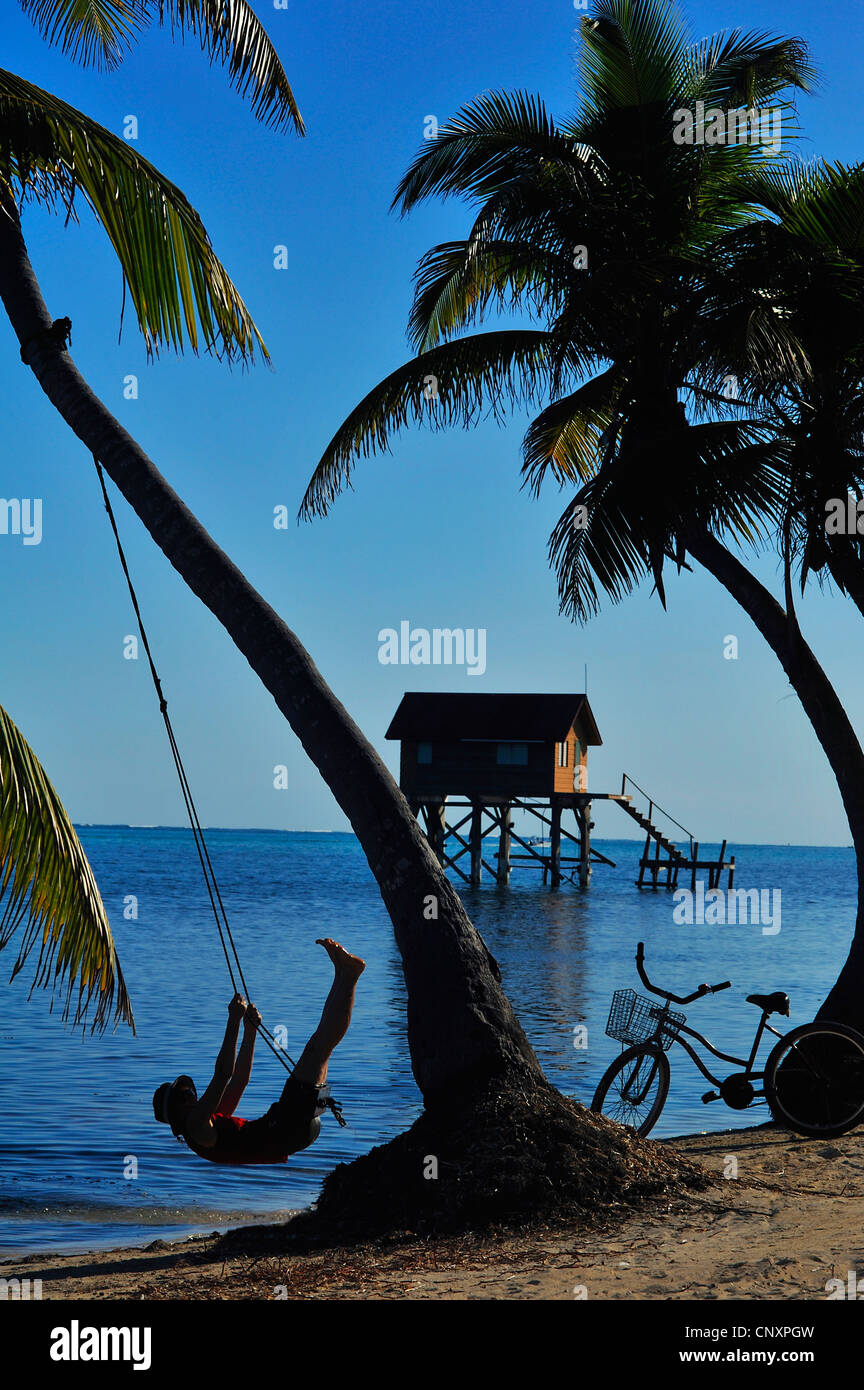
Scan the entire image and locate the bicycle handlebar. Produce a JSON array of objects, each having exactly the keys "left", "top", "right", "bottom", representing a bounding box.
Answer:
[{"left": 636, "top": 942, "right": 731, "bottom": 1005}]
